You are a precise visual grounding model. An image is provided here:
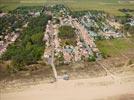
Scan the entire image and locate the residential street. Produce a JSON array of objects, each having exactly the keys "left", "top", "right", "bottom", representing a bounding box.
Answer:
[{"left": 43, "top": 21, "right": 58, "bottom": 79}]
